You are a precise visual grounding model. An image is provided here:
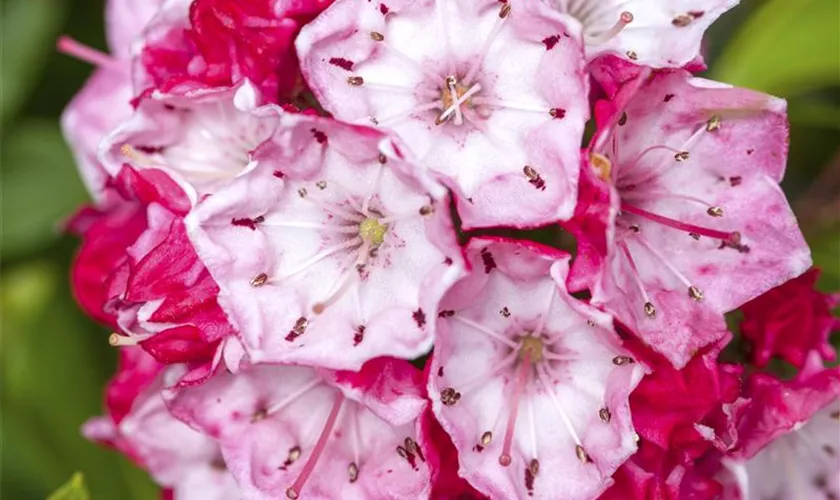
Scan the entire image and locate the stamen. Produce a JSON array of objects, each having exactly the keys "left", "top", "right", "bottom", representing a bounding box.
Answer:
[
  {"left": 532, "top": 284, "right": 556, "bottom": 337},
  {"left": 621, "top": 203, "right": 740, "bottom": 243},
  {"left": 499, "top": 350, "right": 531, "bottom": 467},
  {"left": 274, "top": 237, "right": 363, "bottom": 283},
  {"left": 535, "top": 365, "right": 583, "bottom": 447},
  {"left": 451, "top": 315, "right": 519, "bottom": 349},
  {"left": 361, "top": 164, "right": 385, "bottom": 215},
  {"left": 56, "top": 36, "right": 122, "bottom": 71},
  {"left": 265, "top": 378, "right": 322, "bottom": 416},
  {"left": 468, "top": 98, "right": 549, "bottom": 115},
  {"left": 585, "top": 11, "right": 633, "bottom": 45},
  {"left": 312, "top": 239, "right": 373, "bottom": 314},
  {"left": 260, "top": 221, "right": 360, "bottom": 234},
  {"left": 375, "top": 101, "right": 442, "bottom": 127},
  {"left": 463, "top": 4, "right": 510, "bottom": 85},
  {"left": 455, "top": 350, "right": 520, "bottom": 395},
  {"left": 617, "top": 241, "right": 655, "bottom": 318},
  {"left": 120, "top": 144, "right": 156, "bottom": 166},
  {"left": 286, "top": 392, "right": 345, "bottom": 499},
  {"left": 348, "top": 462, "right": 359, "bottom": 483},
  {"left": 362, "top": 81, "right": 439, "bottom": 99},
  {"left": 437, "top": 84, "right": 482, "bottom": 124},
  {"left": 481, "top": 431, "right": 493, "bottom": 446},
  {"left": 630, "top": 234, "right": 698, "bottom": 292},
  {"left": 108, "top": 333, "right": 140, "bottom": 347},
  {"left": 447, "top": 77, "right": 464, "bottom": 125}
]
